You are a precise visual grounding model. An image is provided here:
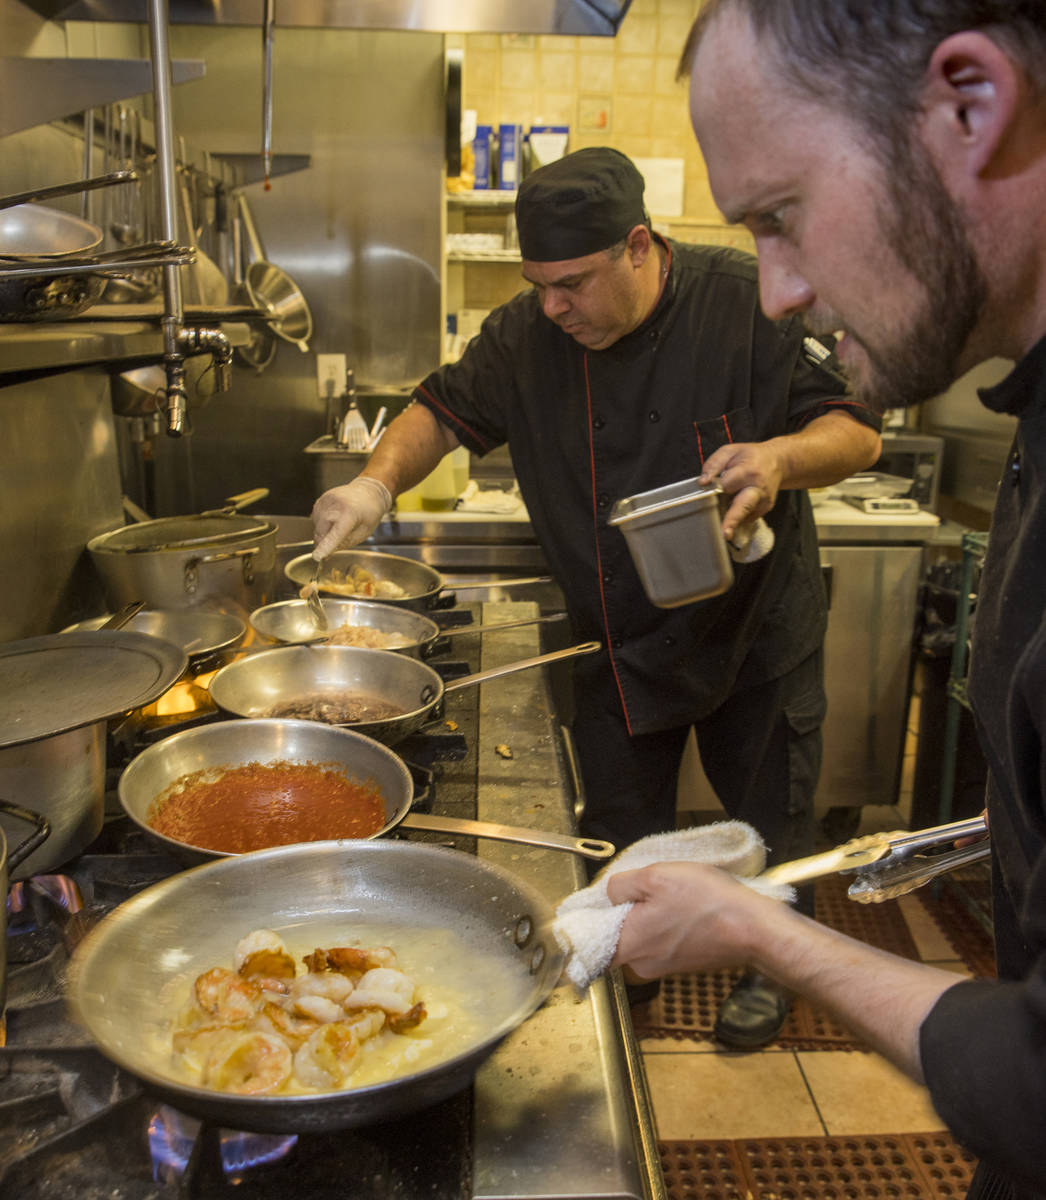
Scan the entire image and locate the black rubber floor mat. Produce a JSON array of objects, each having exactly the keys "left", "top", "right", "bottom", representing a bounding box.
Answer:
[
  {"left": 659, "top": 1131, "right": 977, "bottom": 1199},
  {"left": 914, "top": 865, "right": 996, "bottom": 978},
  {"left": 632, "top": 875, "right": 921, "bottom": 1048}
]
